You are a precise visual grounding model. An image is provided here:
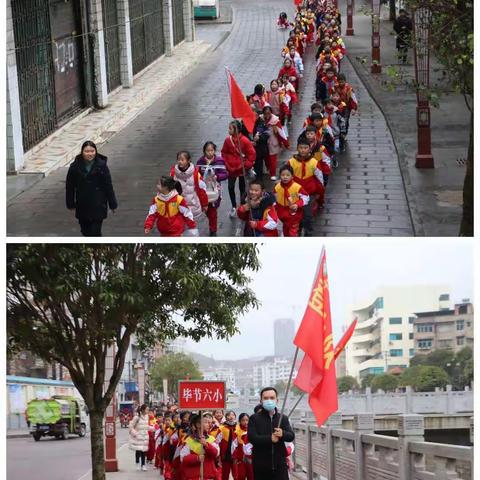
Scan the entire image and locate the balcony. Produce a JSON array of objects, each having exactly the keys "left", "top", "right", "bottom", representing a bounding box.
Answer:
[
  {"left": 352, "top": 332, "right": 375, "bottom": 344},
  {"left": 352, "top": 348, "right": 370, "bottom": 357}
]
